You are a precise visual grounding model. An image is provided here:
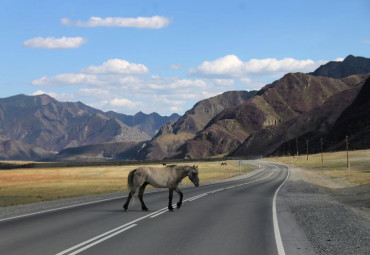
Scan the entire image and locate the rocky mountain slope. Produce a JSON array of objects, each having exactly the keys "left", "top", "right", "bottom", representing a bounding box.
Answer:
[
  {"left": 0, "top": 94, "right": 178, "bottom": 160},
  {"left": 0, "top": 135, "right": 55, "bottom": 160},
  {"left": 135, "top": 90, "right": 257, "bottom": 159},
  {"left": 104, "top": 111, "right": 180, "bottom": 137},
  {"left": 52, "top": 141, "right": 145, "bottom": 162},
  {"left": 269, "top": 74, "right": 370, "bottom": 156},
  {"left": 178, "top": 73, "right": 369, "bottom": 158},
  {"left": 309, "top": 55, "right": 370, "bottom": 79}
]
